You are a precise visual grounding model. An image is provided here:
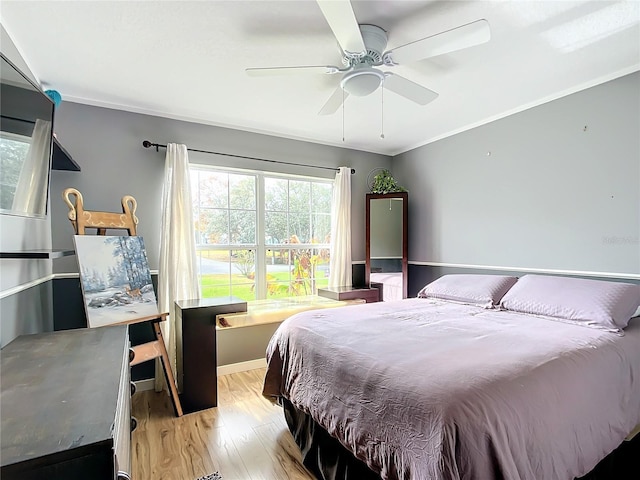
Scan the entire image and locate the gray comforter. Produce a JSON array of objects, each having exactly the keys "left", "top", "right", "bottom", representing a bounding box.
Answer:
[{"left": 263, "top": 298, "right": 640, "bottom": 480}]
